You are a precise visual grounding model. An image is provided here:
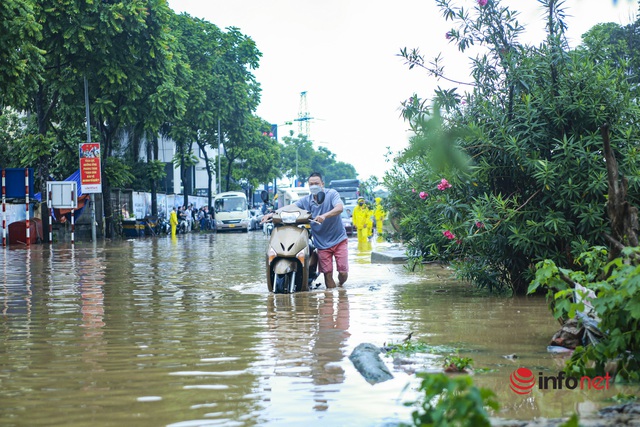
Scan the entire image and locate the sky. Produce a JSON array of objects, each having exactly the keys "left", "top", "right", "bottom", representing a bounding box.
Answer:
[{"left": 167, "top": 0, "right": 639, "bottom": 182}]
